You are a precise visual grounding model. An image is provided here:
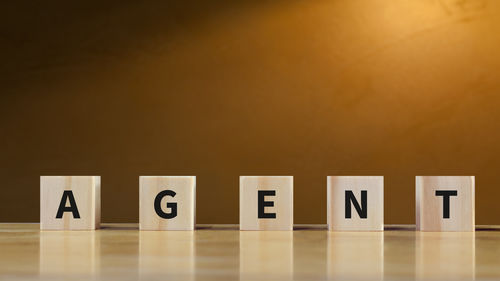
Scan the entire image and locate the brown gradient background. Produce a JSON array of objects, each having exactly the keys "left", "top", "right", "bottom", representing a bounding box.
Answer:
[{"left": 1, "top": 0, "right": 500, "bottom": 224}]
